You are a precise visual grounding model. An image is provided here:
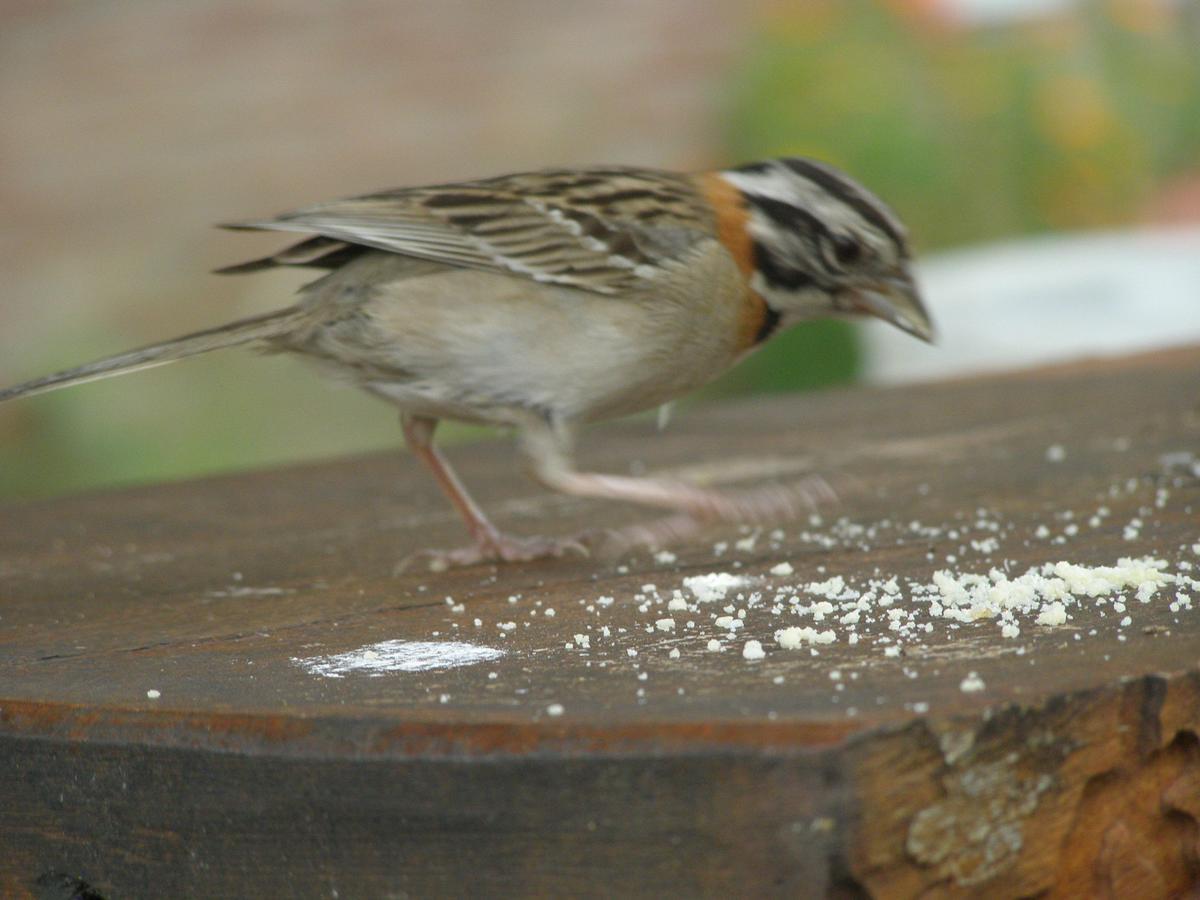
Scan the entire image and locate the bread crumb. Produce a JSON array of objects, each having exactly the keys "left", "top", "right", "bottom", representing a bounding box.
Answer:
[
  {"left": 775, "top": 626, "right": 836, "bottom": 649},
  {"left": 770, "top": 562, "right": 795, "bottom": 576},
  {"left": 742, "top": 640, "right": 766, "bottom": 661},
  {"left": 655, "top": 618, "right": 676, "bottom": 632},
  {"left": 668, "top": 648, "right": 681, "bottom": 659},
  {"left": 654, "top": 550, "right": 677, "bottom": 564},
  {"left": 706, "top": 639, "right": 722, "bottom": 652},
  {"left": 146, "top": 689, "right": 161, "bottom": 699},
  {"left": 683, "top": 572, "right": 750, "bottom": 603},
  {"left": 960, "top": 672, "right": 986, "bottom": 693},
  {"left": 1046, "top": 444, "right": 1066, "bottom": 463},
  {"left": 1036, "top": 602, "right": 1068, "bottom": 626},
  {"left": 546, "top": 703, "right": 564, "bottom": 717}
]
